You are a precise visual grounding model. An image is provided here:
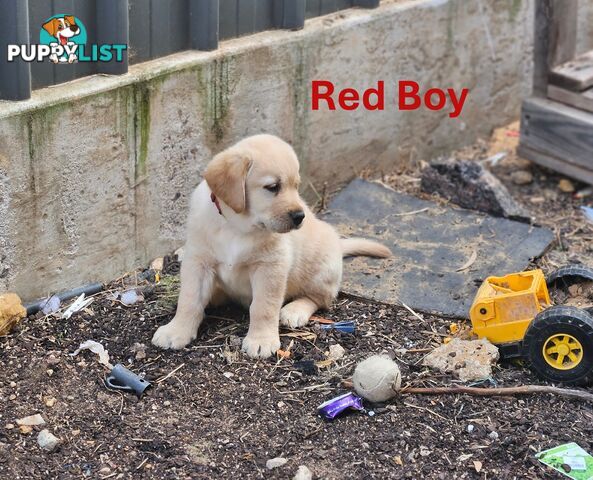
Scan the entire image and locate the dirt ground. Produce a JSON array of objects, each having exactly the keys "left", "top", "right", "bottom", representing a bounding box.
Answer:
[{"left": 2, "top": 123, "right": 593, "bottom": 479}]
